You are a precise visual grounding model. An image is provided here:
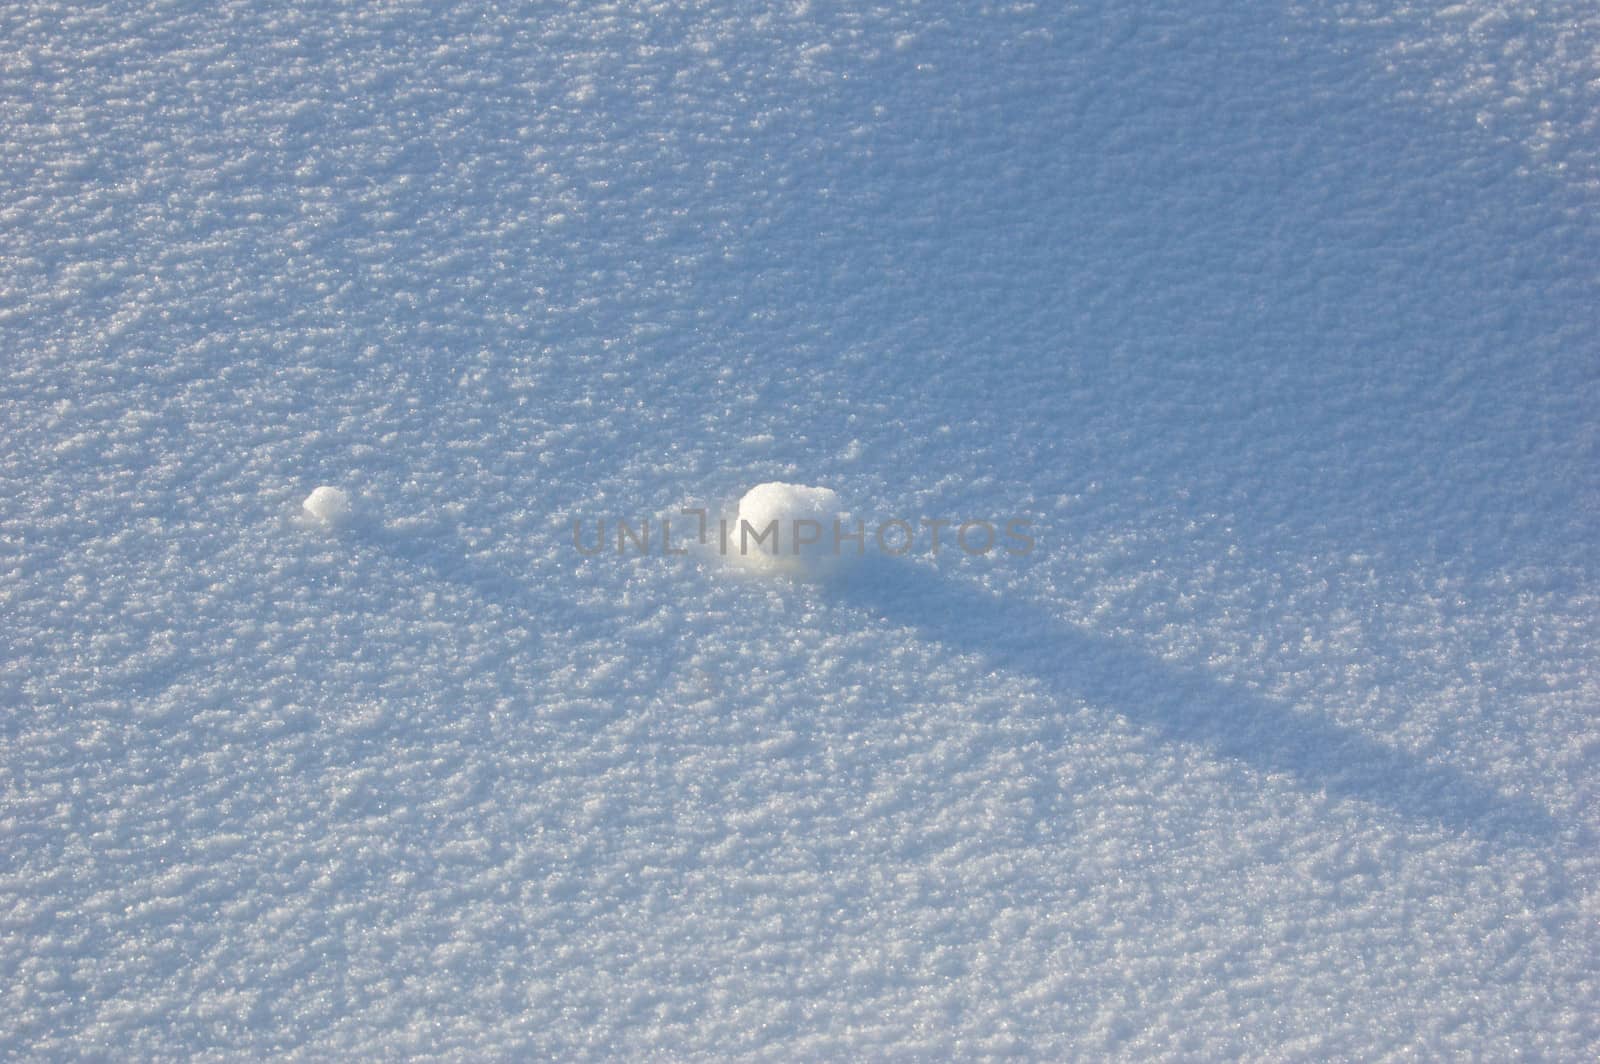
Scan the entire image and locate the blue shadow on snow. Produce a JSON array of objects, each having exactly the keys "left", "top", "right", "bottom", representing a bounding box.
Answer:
[{"left": 825, "top": 557, "right": 1562, "bottom": 846}]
